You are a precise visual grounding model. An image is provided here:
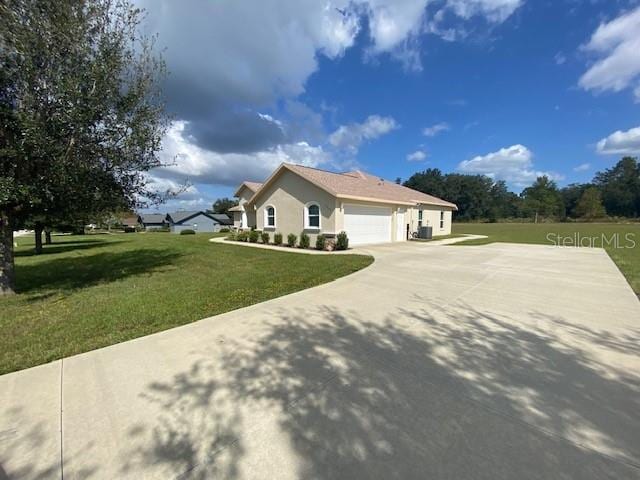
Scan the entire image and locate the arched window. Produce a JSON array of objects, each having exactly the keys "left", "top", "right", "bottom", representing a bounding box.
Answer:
[
  {"left": 305, "top": 202, "right": 321, "bottom": 229},
  {"left": 264, "top": 205, "right": 276, "bottom": 228}
]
